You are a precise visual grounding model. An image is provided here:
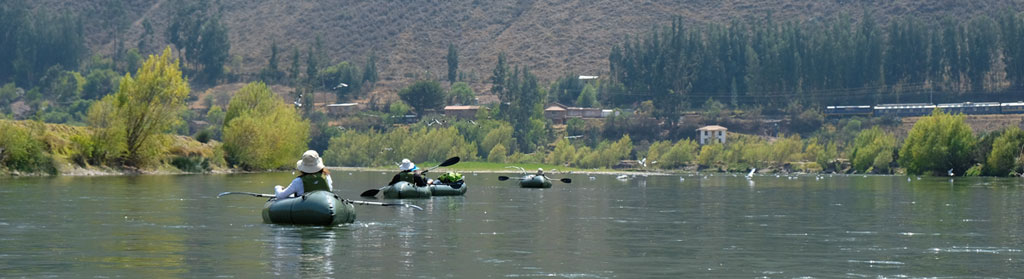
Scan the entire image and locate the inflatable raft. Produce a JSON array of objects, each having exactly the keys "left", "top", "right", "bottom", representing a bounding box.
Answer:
[
  {"left": 381, "top": 181, "right": 433, "bottom": 199},
  {"left": 519, "top": 175, "right": 552, "bottom": 188},
  {"left": 262, "top": 190, "right": 356, "bottom": 226},
  {"left": 429, "top": 180, "right": 467, "bottom": 196}
]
